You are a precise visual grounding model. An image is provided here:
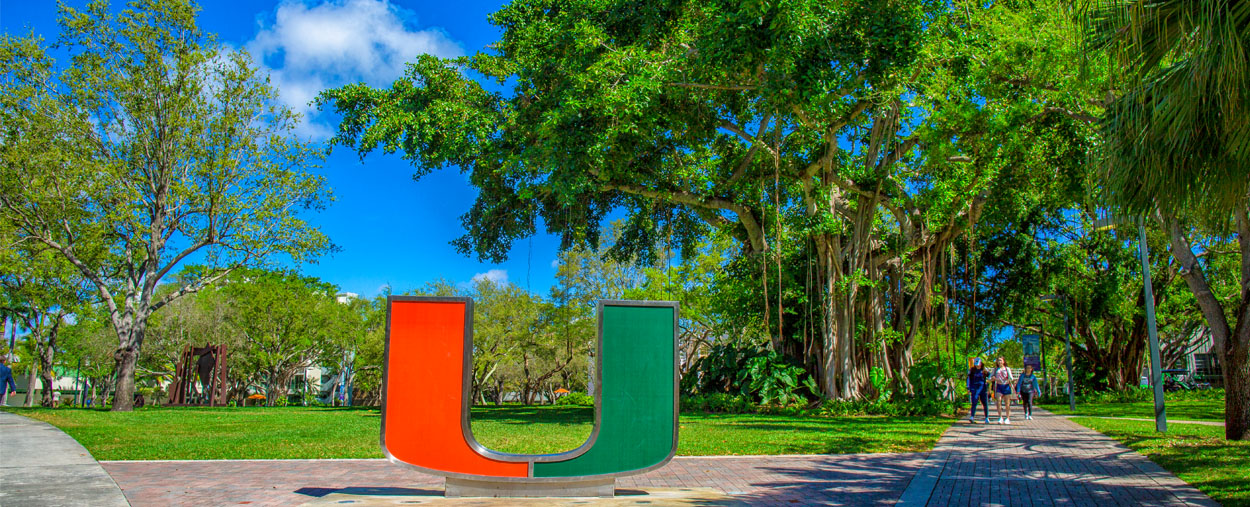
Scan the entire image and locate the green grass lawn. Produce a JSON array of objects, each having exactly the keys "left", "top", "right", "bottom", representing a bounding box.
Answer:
[
  {"left": 1070, "top": 417, "right": 1249, "bottom": 507},
  {"left": 2, "top": 405, "right": 952, "bottom": 460},
  {"left": 1041, "top": 397, "right": 1224, "bottom": 422}
]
